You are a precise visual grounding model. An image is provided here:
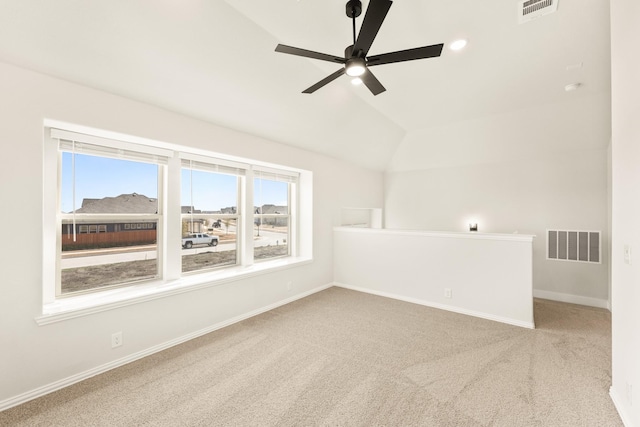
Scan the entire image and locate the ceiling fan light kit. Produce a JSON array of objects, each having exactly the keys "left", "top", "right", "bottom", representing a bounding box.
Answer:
[
  {"left": 275, "top": 0, "right": 444, "bottom": 96},
  {"left": 345, "top": 57, "right": 366, "bottom": 76}
]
